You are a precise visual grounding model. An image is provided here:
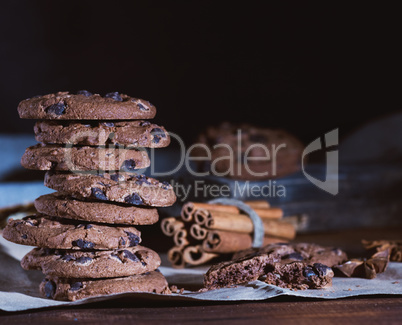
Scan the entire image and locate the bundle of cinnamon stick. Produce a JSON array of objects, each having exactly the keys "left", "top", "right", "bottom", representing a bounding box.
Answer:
[{"left": 161, "top": 200, "right": 296, "bottom": 268}]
